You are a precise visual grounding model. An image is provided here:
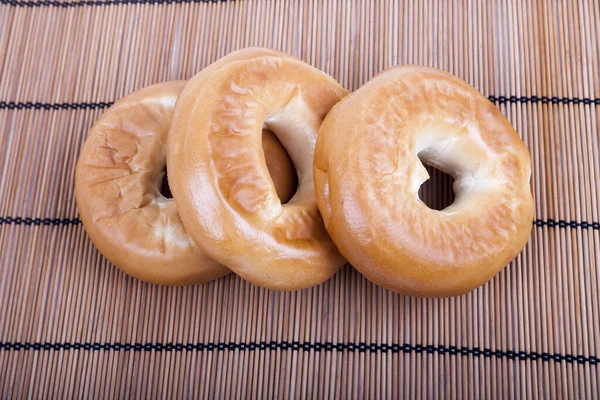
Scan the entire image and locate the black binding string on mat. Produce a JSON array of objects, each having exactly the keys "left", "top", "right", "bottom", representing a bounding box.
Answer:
[
  {"left": 0, "top": 341, "right": 597, "bottom": 365},
  {"left": 0, "top": 0, "right": 225, "bottom": 7},
  {"left": 1, "top": 96, "right": 599, "bottom": 111},
  {"left": 533, "top": 219, "right": 600, "bottom": 230},
  {"left": 1, "top": 217, "right": 599, "bottom": 230},
  {"left": 0, "top": 217, "right": 81, "bottom": 226},
  {"left": 487, "top": 95, "right": 600, "bottom": 105},
  {"left": 0, "top": 101, "right": 113, "bottom": 110}
]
